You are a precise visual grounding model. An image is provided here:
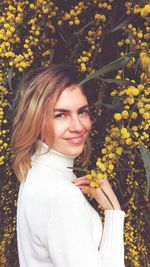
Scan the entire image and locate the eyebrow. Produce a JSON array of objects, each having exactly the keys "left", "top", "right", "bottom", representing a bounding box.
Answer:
[{"left": 54, "top": 104, "right": 89, "bottom": 113}]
